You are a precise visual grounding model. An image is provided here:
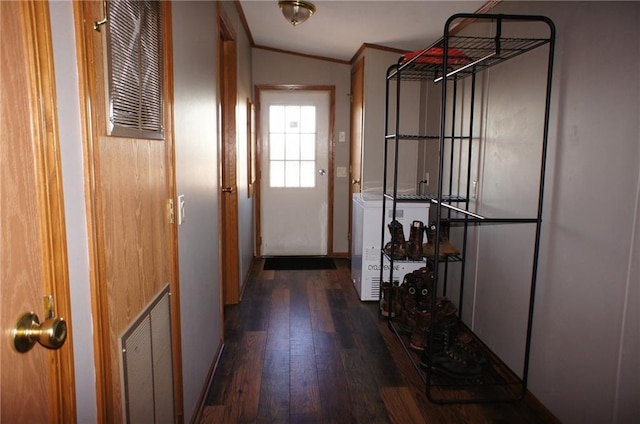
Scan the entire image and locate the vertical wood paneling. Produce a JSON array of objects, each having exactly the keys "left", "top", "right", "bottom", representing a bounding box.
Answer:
[
  {"left": 75, "top": 1, "right": 179, "bottom": 420},
  {"left": 100, "top": 136, "right": 171, "bottom": 417}
]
